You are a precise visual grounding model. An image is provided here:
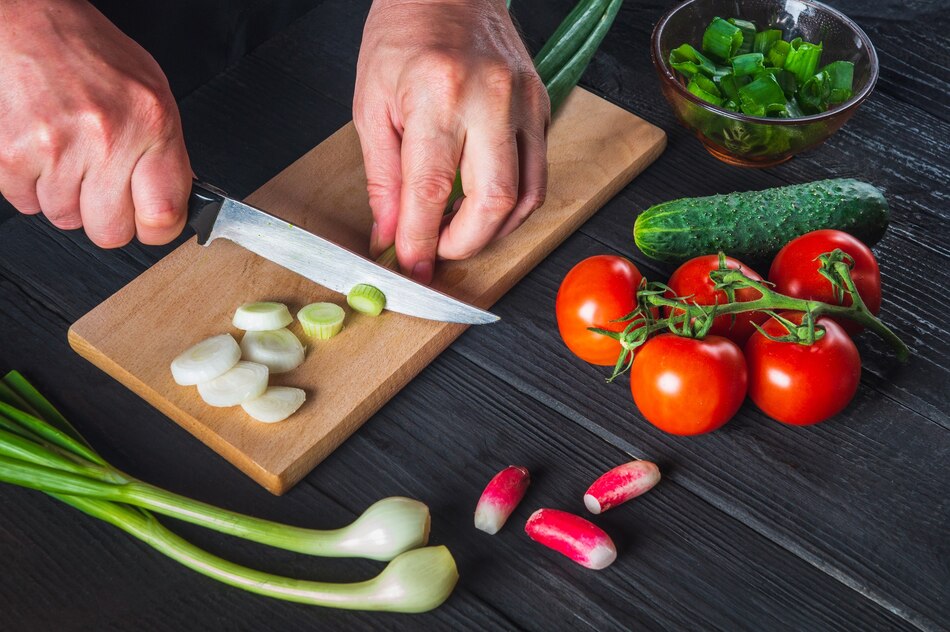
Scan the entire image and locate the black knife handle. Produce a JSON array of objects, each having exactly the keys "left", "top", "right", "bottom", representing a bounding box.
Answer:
[{"left": 188, "top": 179, "right": 229, "bottom": 245}]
